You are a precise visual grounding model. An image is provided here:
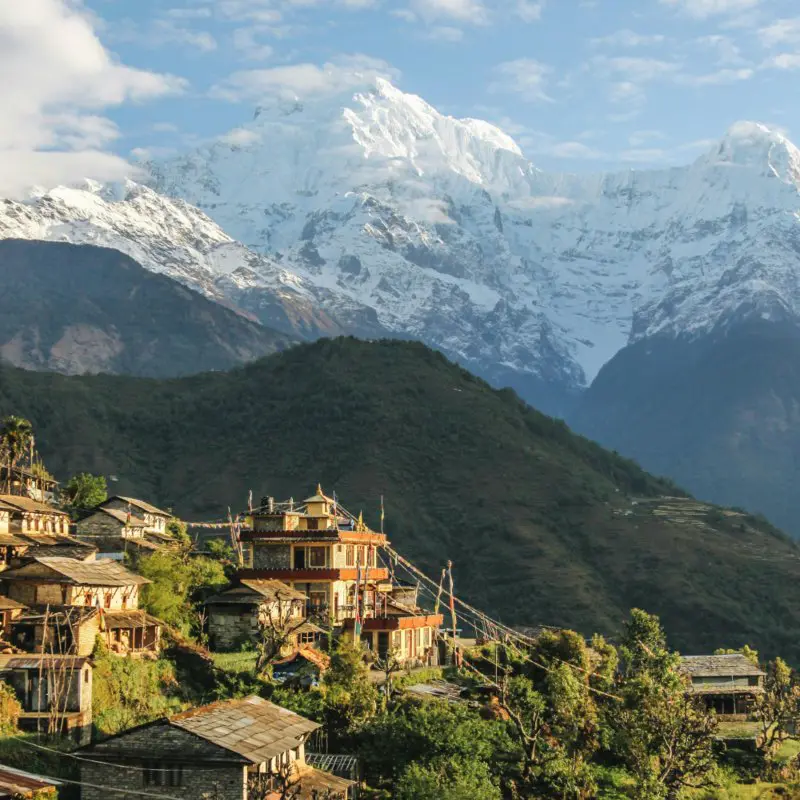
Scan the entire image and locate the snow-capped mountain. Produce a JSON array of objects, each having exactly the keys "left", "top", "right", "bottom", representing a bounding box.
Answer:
[{"left": 3, "top": 77, "right": 800, "bottom": 414}]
